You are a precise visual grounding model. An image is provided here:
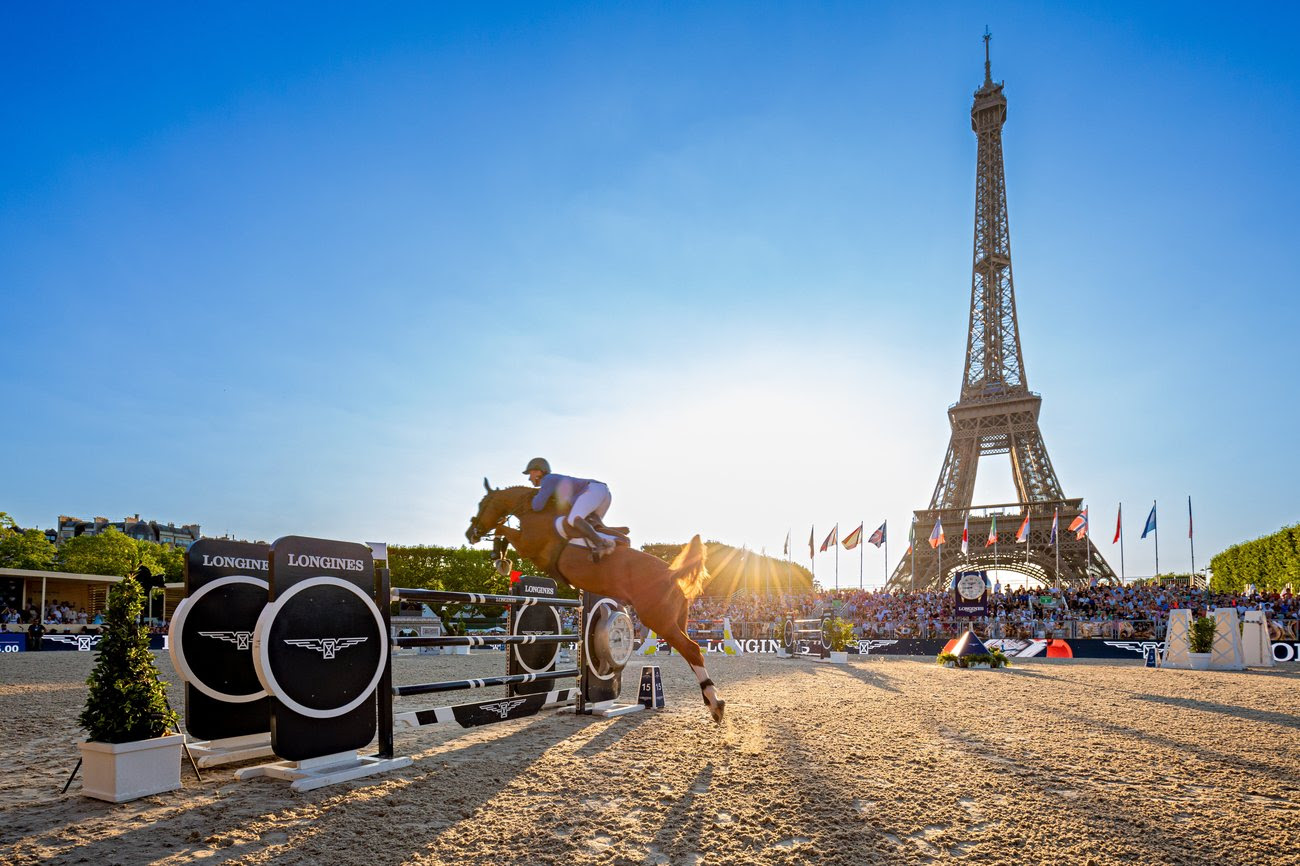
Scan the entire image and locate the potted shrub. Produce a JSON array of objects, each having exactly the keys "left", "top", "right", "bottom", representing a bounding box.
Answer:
[
  {"left": 76, "top": 570, "right": 182, "bottom": 802},
  {"left": 824, "top": 617, "right": 855, "bottom": 663},
  {"left": 935, "top": 649, "right": 1010, "bottom": 669},
  {"left": 1188, "top": 615, "right": 1216, "bottom": 671}
]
